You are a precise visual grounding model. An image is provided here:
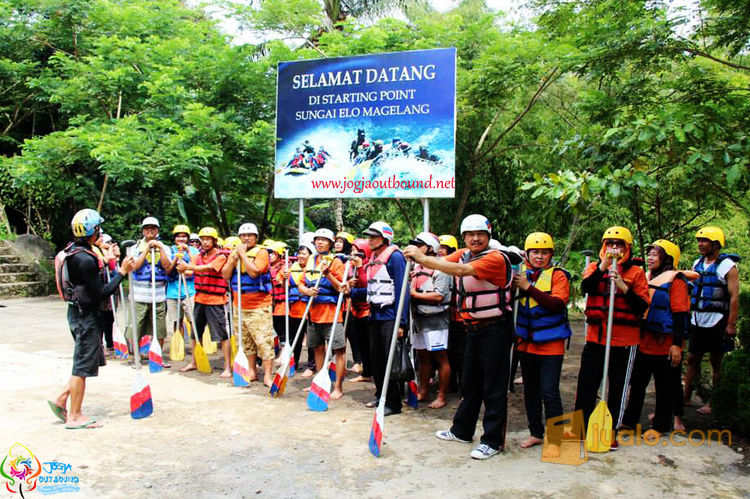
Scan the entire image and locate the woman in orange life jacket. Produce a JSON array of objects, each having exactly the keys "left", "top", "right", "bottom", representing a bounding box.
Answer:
[
  {"left": 346, "top": 238, "right": 373, "bottom": 383},
  {"left": 513, "top": 232, "right": 572, "bottom": 458},
  {"left": 404, "top": 214, "right": 512, "bottom": 461},
  {"left": 575, "top": 226, "right": 650, "bottom": 451},
  {"left": 279, "top": 240, "right": 316, "bottom": 372},
  {"left": 268, "top": 241, "right": 290, "bottom": 346},
  {"left": 622, "top": 240, "right": 692, "bottom": 438}
]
